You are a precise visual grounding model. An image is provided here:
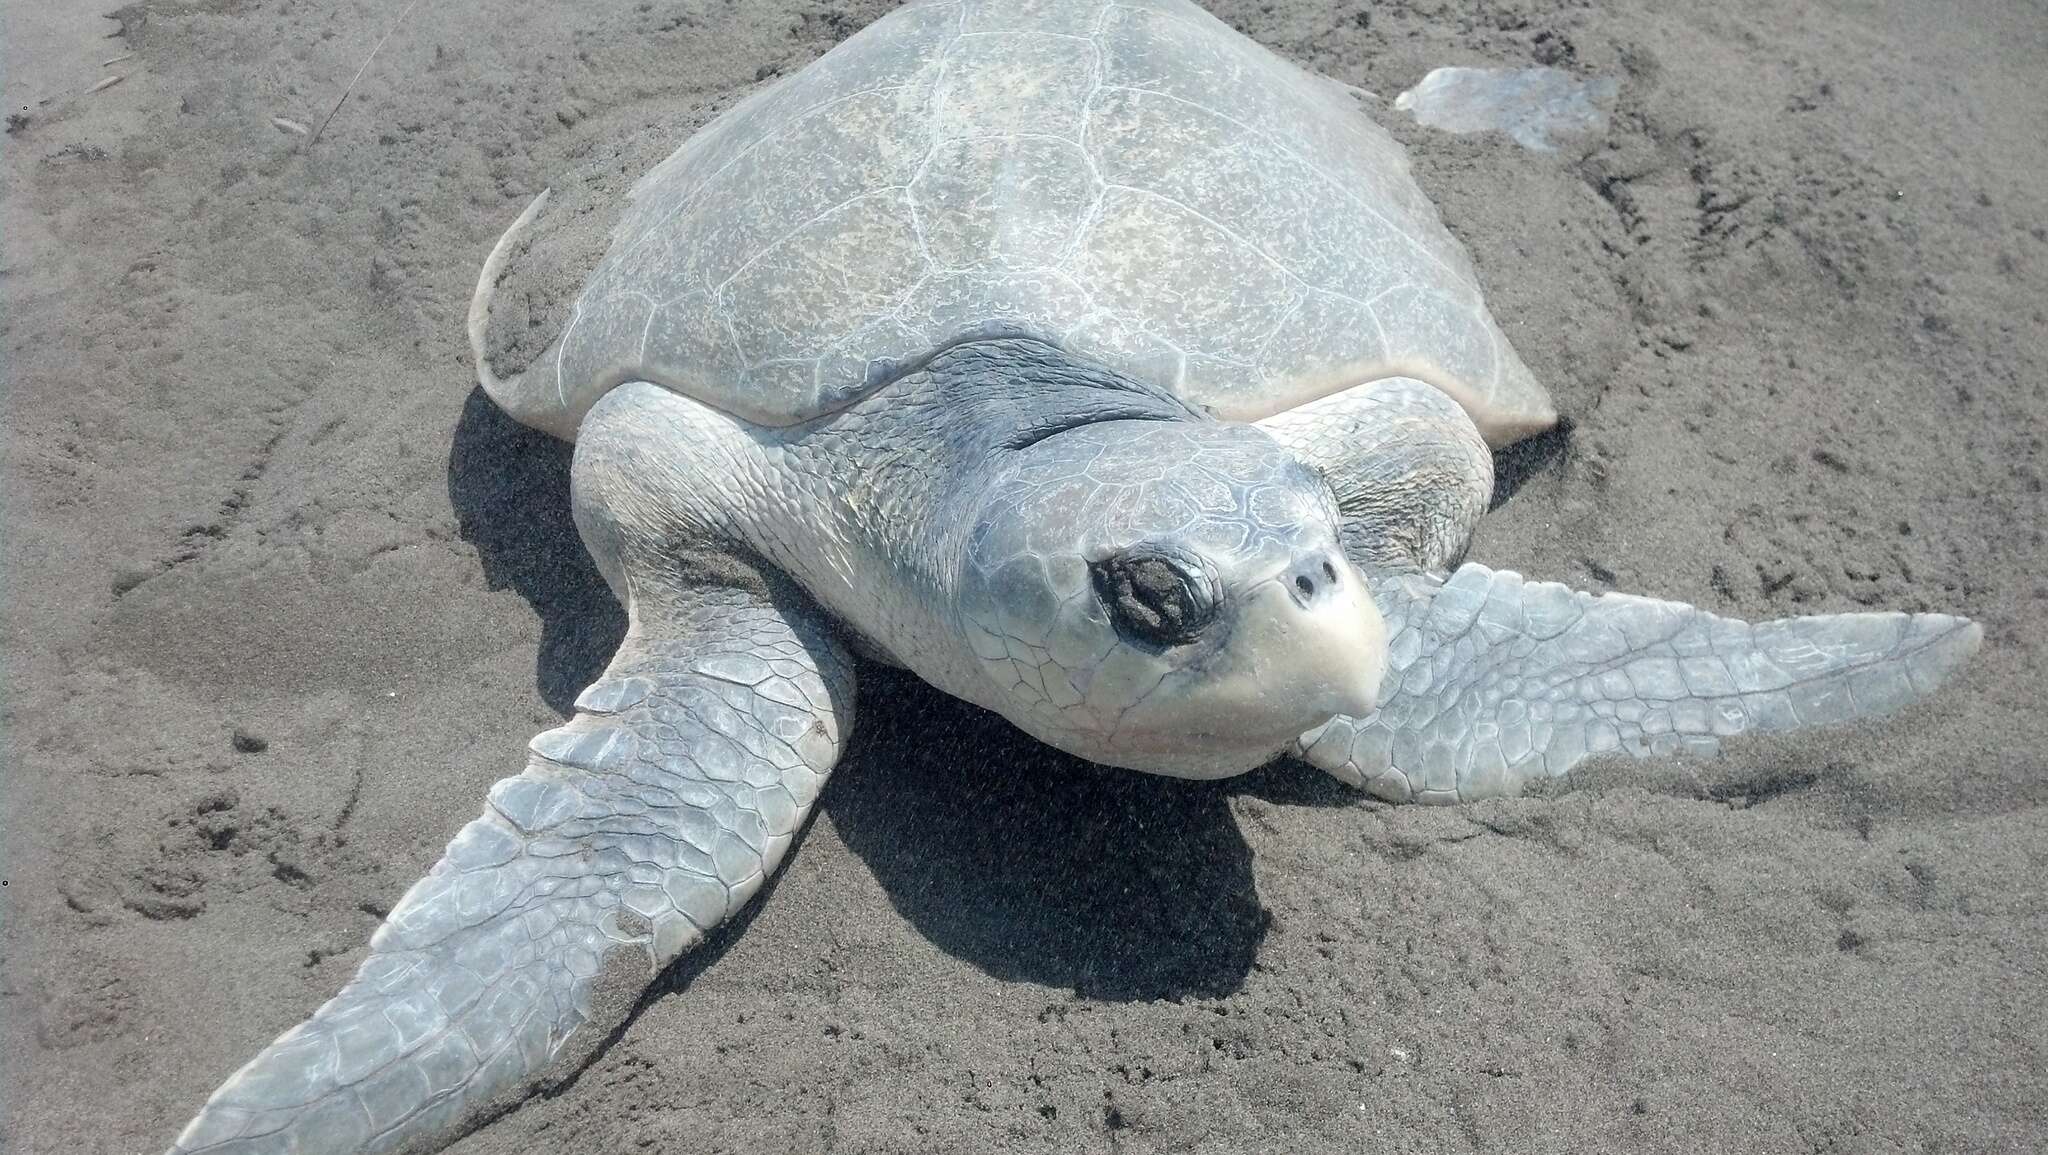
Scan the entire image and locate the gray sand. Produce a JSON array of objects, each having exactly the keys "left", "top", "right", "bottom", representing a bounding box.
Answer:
[{"left": 4, "top": 1, "right": 2045, "bottom": 1151}]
